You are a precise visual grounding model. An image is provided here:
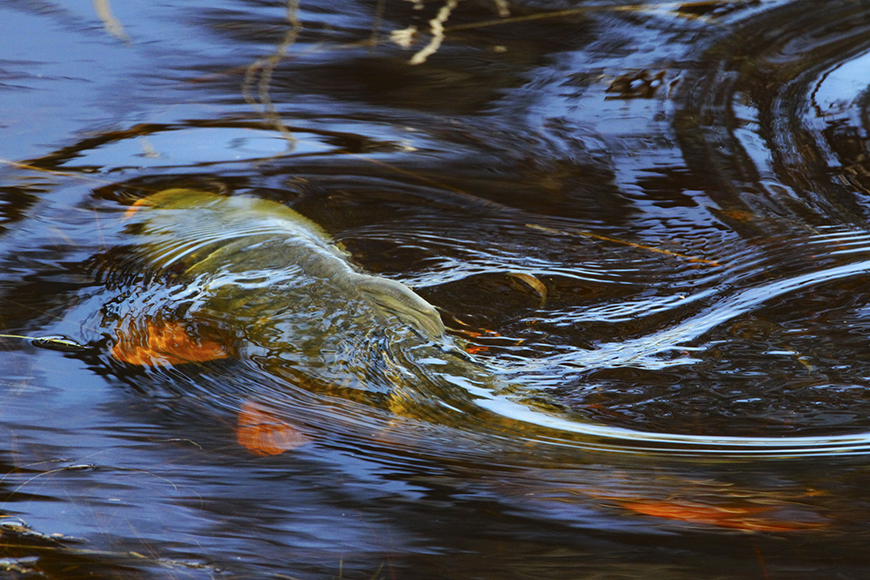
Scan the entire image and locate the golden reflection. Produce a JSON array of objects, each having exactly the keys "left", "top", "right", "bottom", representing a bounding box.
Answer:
[{"left": 112, "top": 319, "right": 230, "bottom": 366}]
